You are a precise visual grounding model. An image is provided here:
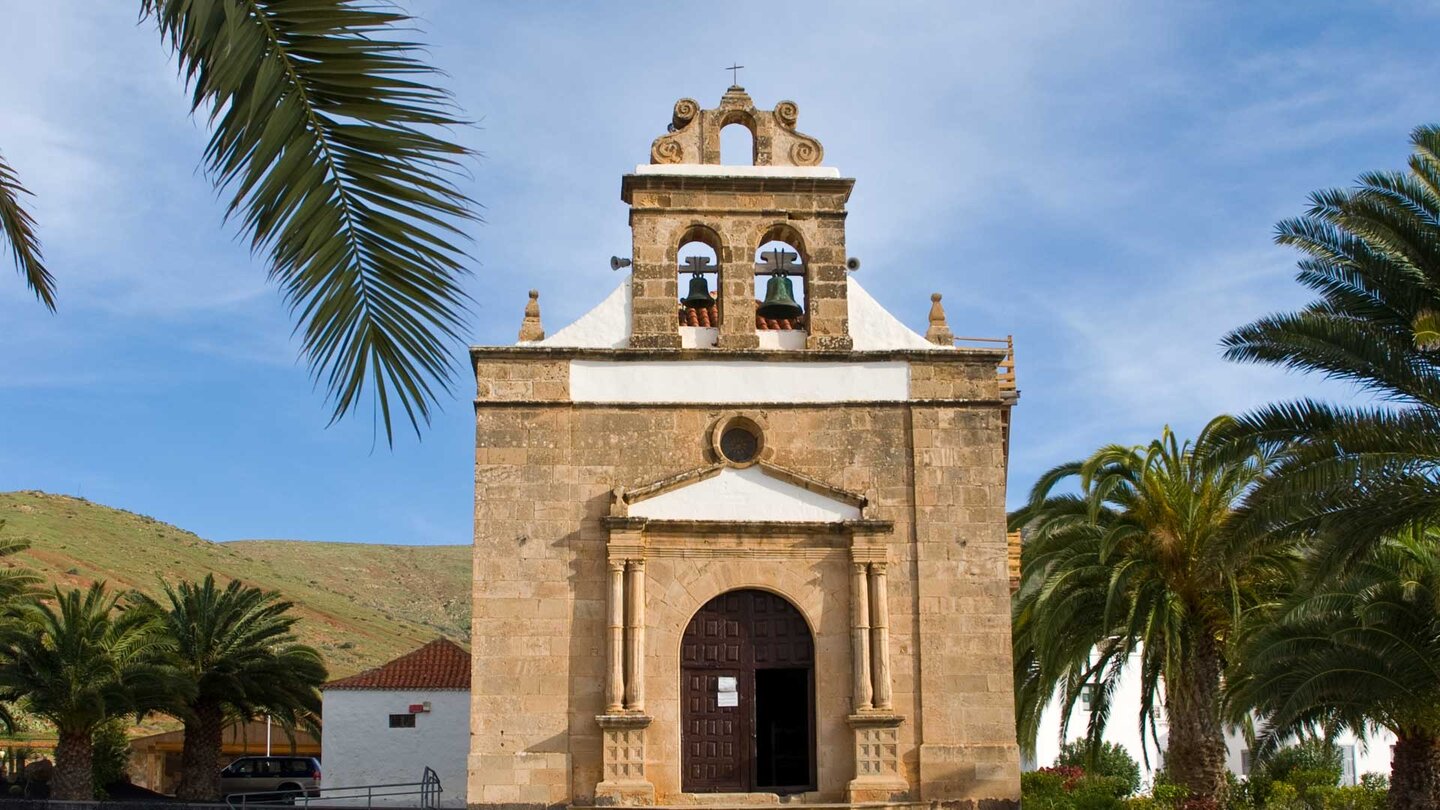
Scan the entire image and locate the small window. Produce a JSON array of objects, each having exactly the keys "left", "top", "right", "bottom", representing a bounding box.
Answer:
[
  {"left": 228, "top": 759, "right": 257, "bottom": 776},
  {"left": 1079, "top": 684, "right": 1098, "bottom": 710},
  {"left": 286, "top": 759, "right": 313, "bottom": 777},
  {"left": 715, "top": 417, "right": 764, "bottom": 465},
  {"left": 1241, "top": 749, "right": 1253, "bottom": 776},
  {"left": 720, "top": 427, "right": 759, "bottom": 463},
  {"left": 389, "top": 713, "right": 416, "bottom": 728},
  {"left": 1340, "top": 744, "right": 1356, "bottom": 785}
]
